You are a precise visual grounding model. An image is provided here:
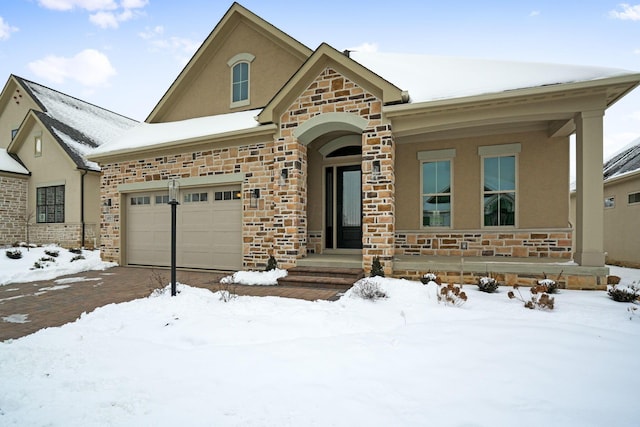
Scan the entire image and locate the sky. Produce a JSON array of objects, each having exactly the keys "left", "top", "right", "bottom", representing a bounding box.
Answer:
[{"left": 0, "top": 0, "right": 639, "bottom": 160}]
